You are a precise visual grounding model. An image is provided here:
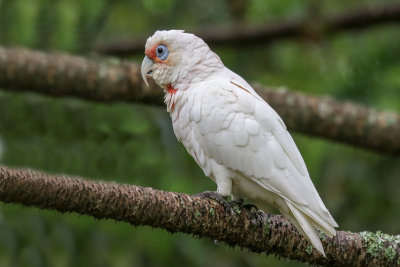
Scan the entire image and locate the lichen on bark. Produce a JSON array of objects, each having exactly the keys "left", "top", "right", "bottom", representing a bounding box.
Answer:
[{"left": 0, "top": 166, "right": 399, "bottom": 266}]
